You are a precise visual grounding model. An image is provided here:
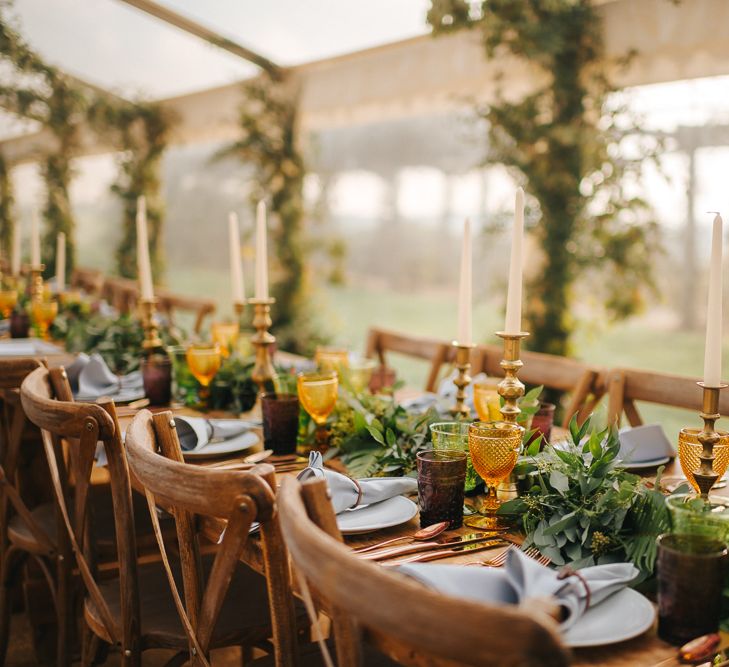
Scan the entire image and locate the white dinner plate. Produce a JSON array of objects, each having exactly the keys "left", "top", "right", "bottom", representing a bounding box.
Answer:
[
  {"left": 337, "top": 495, "right": 418, "bottom": 535},
  {"left": 0, "top": 339, "right": 64, "bottom": 356},
  {"left": 75, "top": 388, "right": 146, "bottom": 404},
  {"left": 623, "top": 456, "right": 671, "bottom": 470},
  {"left": 182, "top": 431, "right": 260, "bottom": 459},
  {"left": 562, "top": 588, "right": 655, "bottom": 648}
]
